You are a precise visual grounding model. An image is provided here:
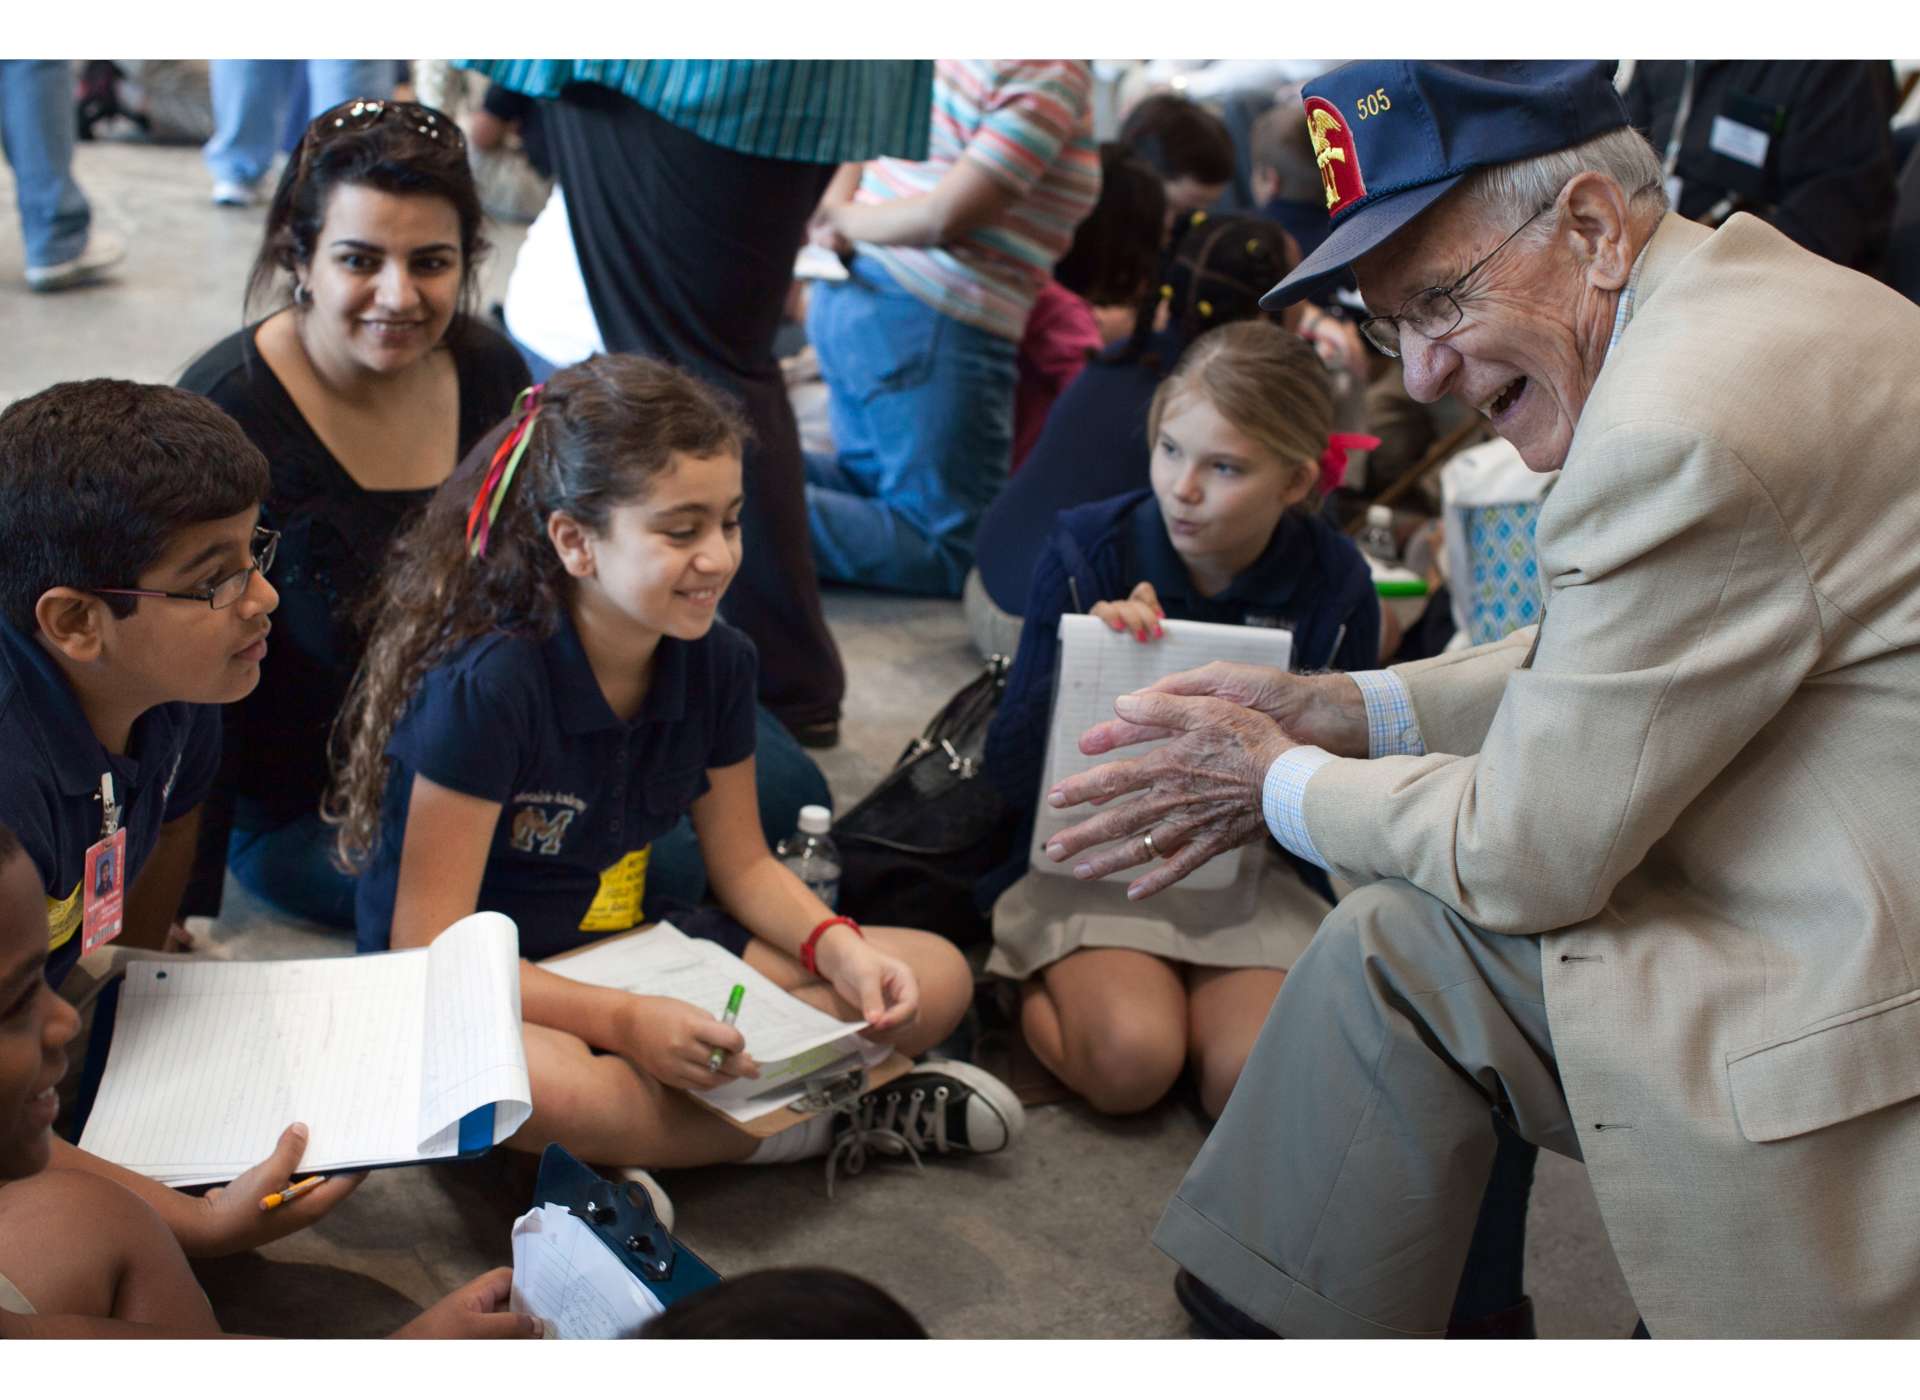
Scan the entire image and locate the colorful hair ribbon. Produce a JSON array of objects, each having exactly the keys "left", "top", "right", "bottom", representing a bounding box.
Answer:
[
  {"left": 1318, "top": 433, "right": 1380, "bottom": 492},
  {"left": 465, "top": 383, "right": 544, "bottom": 558}
]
